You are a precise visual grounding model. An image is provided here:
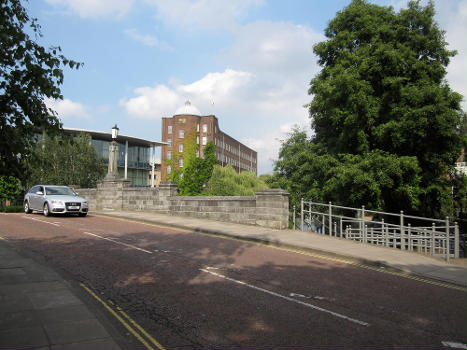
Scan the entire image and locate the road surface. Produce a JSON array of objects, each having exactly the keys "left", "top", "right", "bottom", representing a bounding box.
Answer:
[{"left": 0, "top": 213, "right": 465, "bottom": 350}]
